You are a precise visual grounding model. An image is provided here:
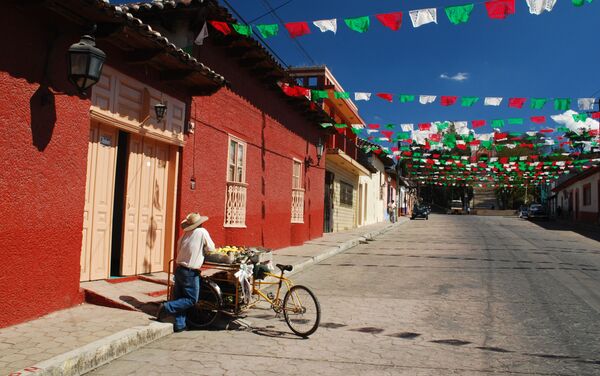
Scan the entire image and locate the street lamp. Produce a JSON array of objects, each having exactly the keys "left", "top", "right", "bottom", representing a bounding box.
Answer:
[
  {"left": 67, "top": 27, "right": 106, "bottom": 93},
  {"left": 154, "top": 102, "right": 167, "bottom": 122},
  {"left": 305, "top": 138, "right": 324, "bottom": 168}
]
